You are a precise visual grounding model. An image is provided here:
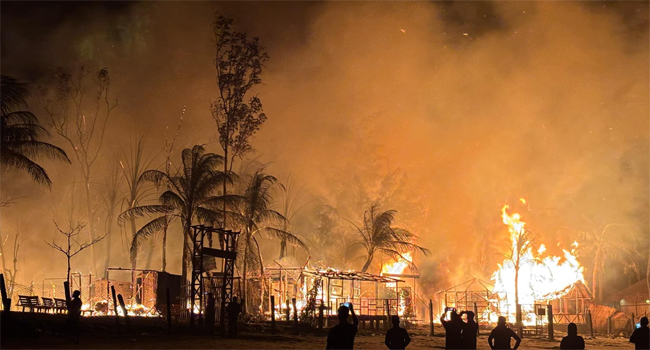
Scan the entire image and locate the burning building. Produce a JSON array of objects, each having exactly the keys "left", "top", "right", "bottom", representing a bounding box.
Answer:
[{"left": 436, "top": 200, "right": 593, "bottom": 329}]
